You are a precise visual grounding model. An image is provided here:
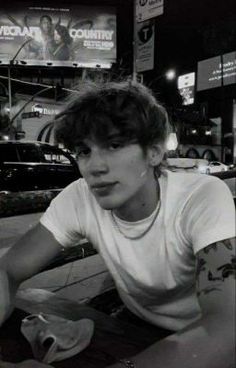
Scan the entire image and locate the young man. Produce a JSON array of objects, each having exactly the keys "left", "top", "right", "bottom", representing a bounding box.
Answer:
[{"left": 0, "top": 80, "right": 235, "bottom": 368}]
